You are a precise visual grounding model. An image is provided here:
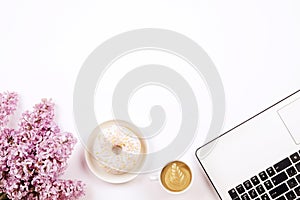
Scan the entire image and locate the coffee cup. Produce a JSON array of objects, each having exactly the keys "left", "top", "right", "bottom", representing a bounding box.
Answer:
[{"left": 150, "top": 160, "right": 193, "bottom": 194}]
